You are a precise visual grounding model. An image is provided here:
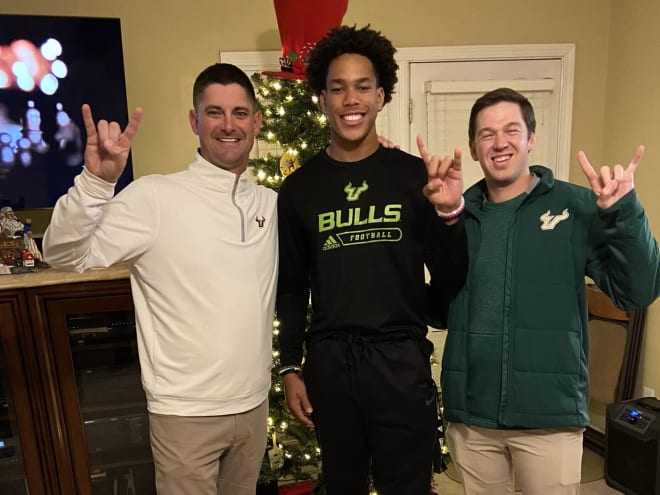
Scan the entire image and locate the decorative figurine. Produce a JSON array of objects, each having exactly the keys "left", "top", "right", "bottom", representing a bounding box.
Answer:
[{"left": 0, "top": 206, "right": 24, "bottom": 237}]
